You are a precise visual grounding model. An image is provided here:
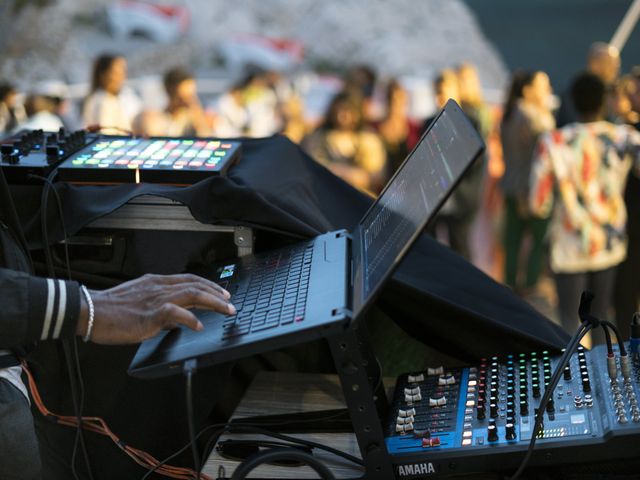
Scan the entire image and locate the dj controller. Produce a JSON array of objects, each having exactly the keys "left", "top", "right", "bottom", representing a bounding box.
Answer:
[
  {"left": 0, "top": 128, "right": 98, "bottom": 183},
  {"left": 0, "top": 129, "right": 241, "bottom": 185},
  {"left": 386, "top": 344, "right": 640, "bottom": 478},
  {"left": 57, "top": 136, "right": 241, "bottom": 184}
]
